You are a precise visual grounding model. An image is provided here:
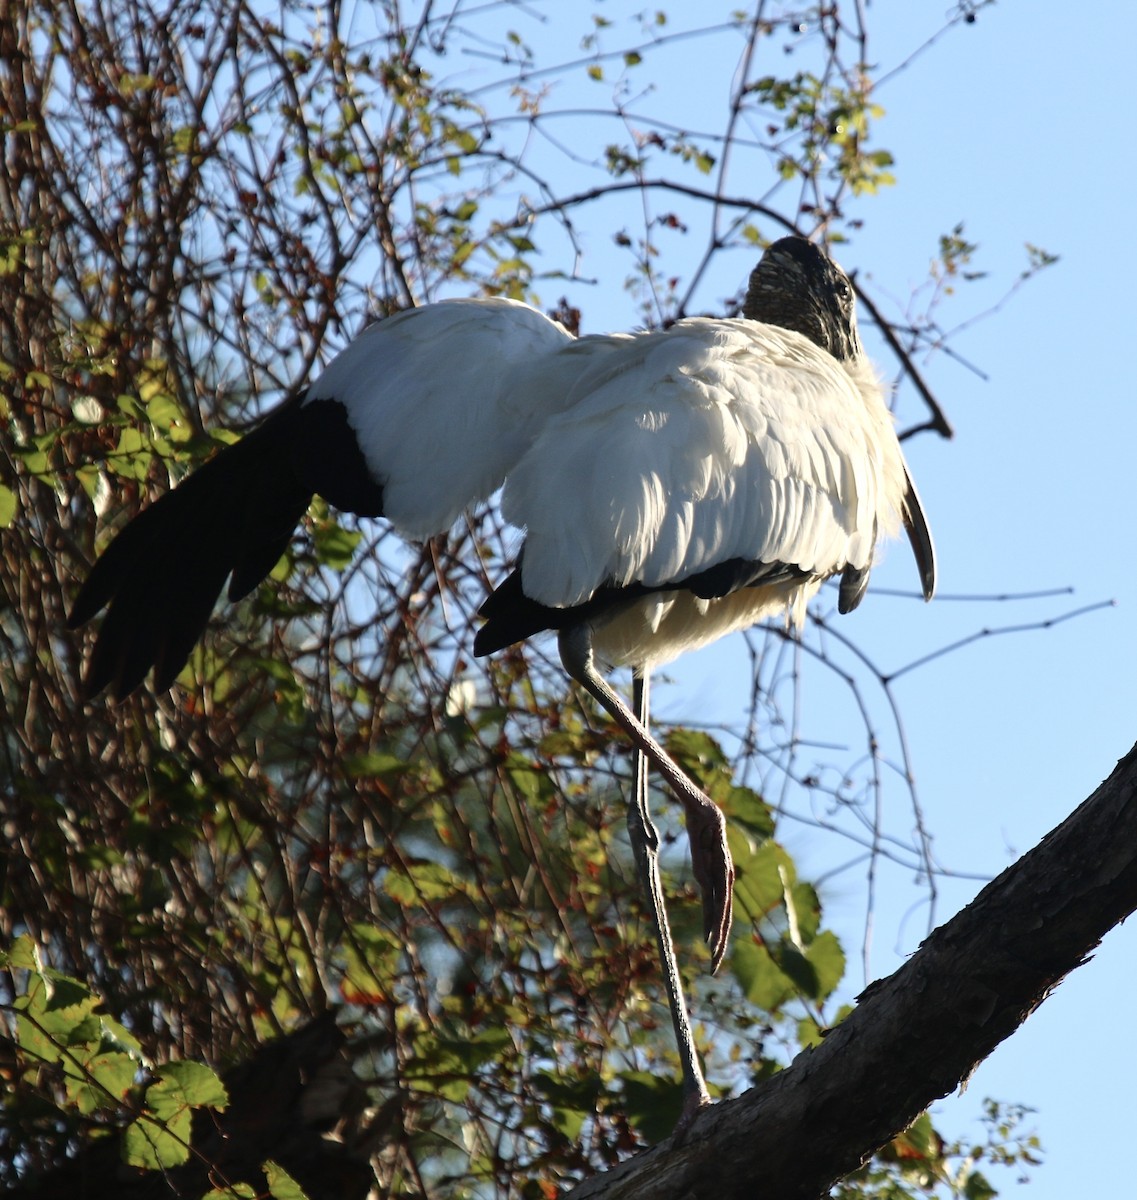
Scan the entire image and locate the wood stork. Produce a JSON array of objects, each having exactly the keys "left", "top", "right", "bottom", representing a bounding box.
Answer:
[{"left": 68, "top": 236, "right": 936, "bottom": 1120}]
